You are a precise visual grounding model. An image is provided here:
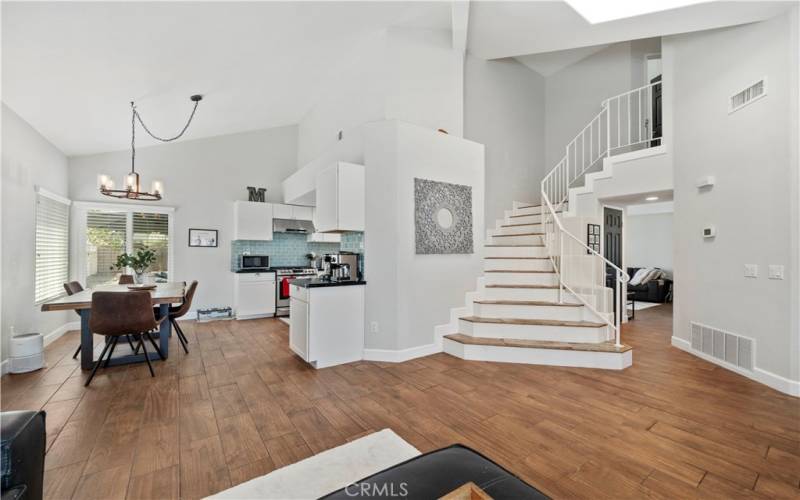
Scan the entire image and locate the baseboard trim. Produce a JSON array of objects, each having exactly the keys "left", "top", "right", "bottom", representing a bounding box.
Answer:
[
  {"left": 363, "top": 342, "right": 442, "bottom": 363},
  {"left": 44, "top": 321, "right": 81, "bottom": 347},
  {"left": 671, "top": 336, "right": 800, "bottom": 397},
  {"left": 0, "top": 359, "right": 8, "bottom": 376}
]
